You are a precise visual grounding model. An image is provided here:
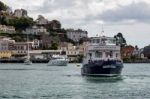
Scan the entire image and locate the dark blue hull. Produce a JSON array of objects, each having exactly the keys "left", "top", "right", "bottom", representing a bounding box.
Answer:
[{"left": 81, "top": 60, "right": 123, "bottom": 77}]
